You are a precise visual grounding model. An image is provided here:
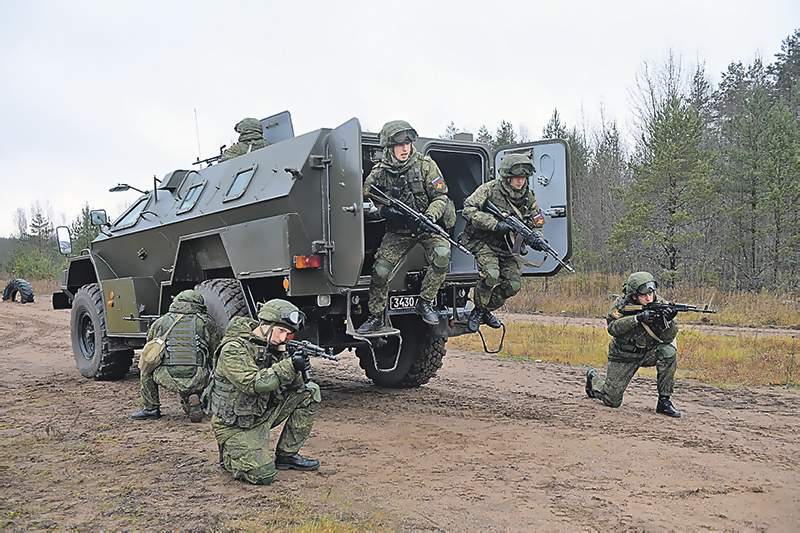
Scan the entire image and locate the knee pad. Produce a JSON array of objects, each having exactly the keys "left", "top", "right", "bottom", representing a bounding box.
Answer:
[
  {"left": 431, "top": 246, "right": 451, "bottom": 269},
  {"left": 483, "top": 268, "right": 501, "bottom": 288},
  {"left": 503, "top": 279, "right": 521, "bottom": 297},
  {"left": 373, "top": 260, "right": 392, "bottom": 284},
  {"left": 657, "top": 343, "right": 677, "bottom": 360}
]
